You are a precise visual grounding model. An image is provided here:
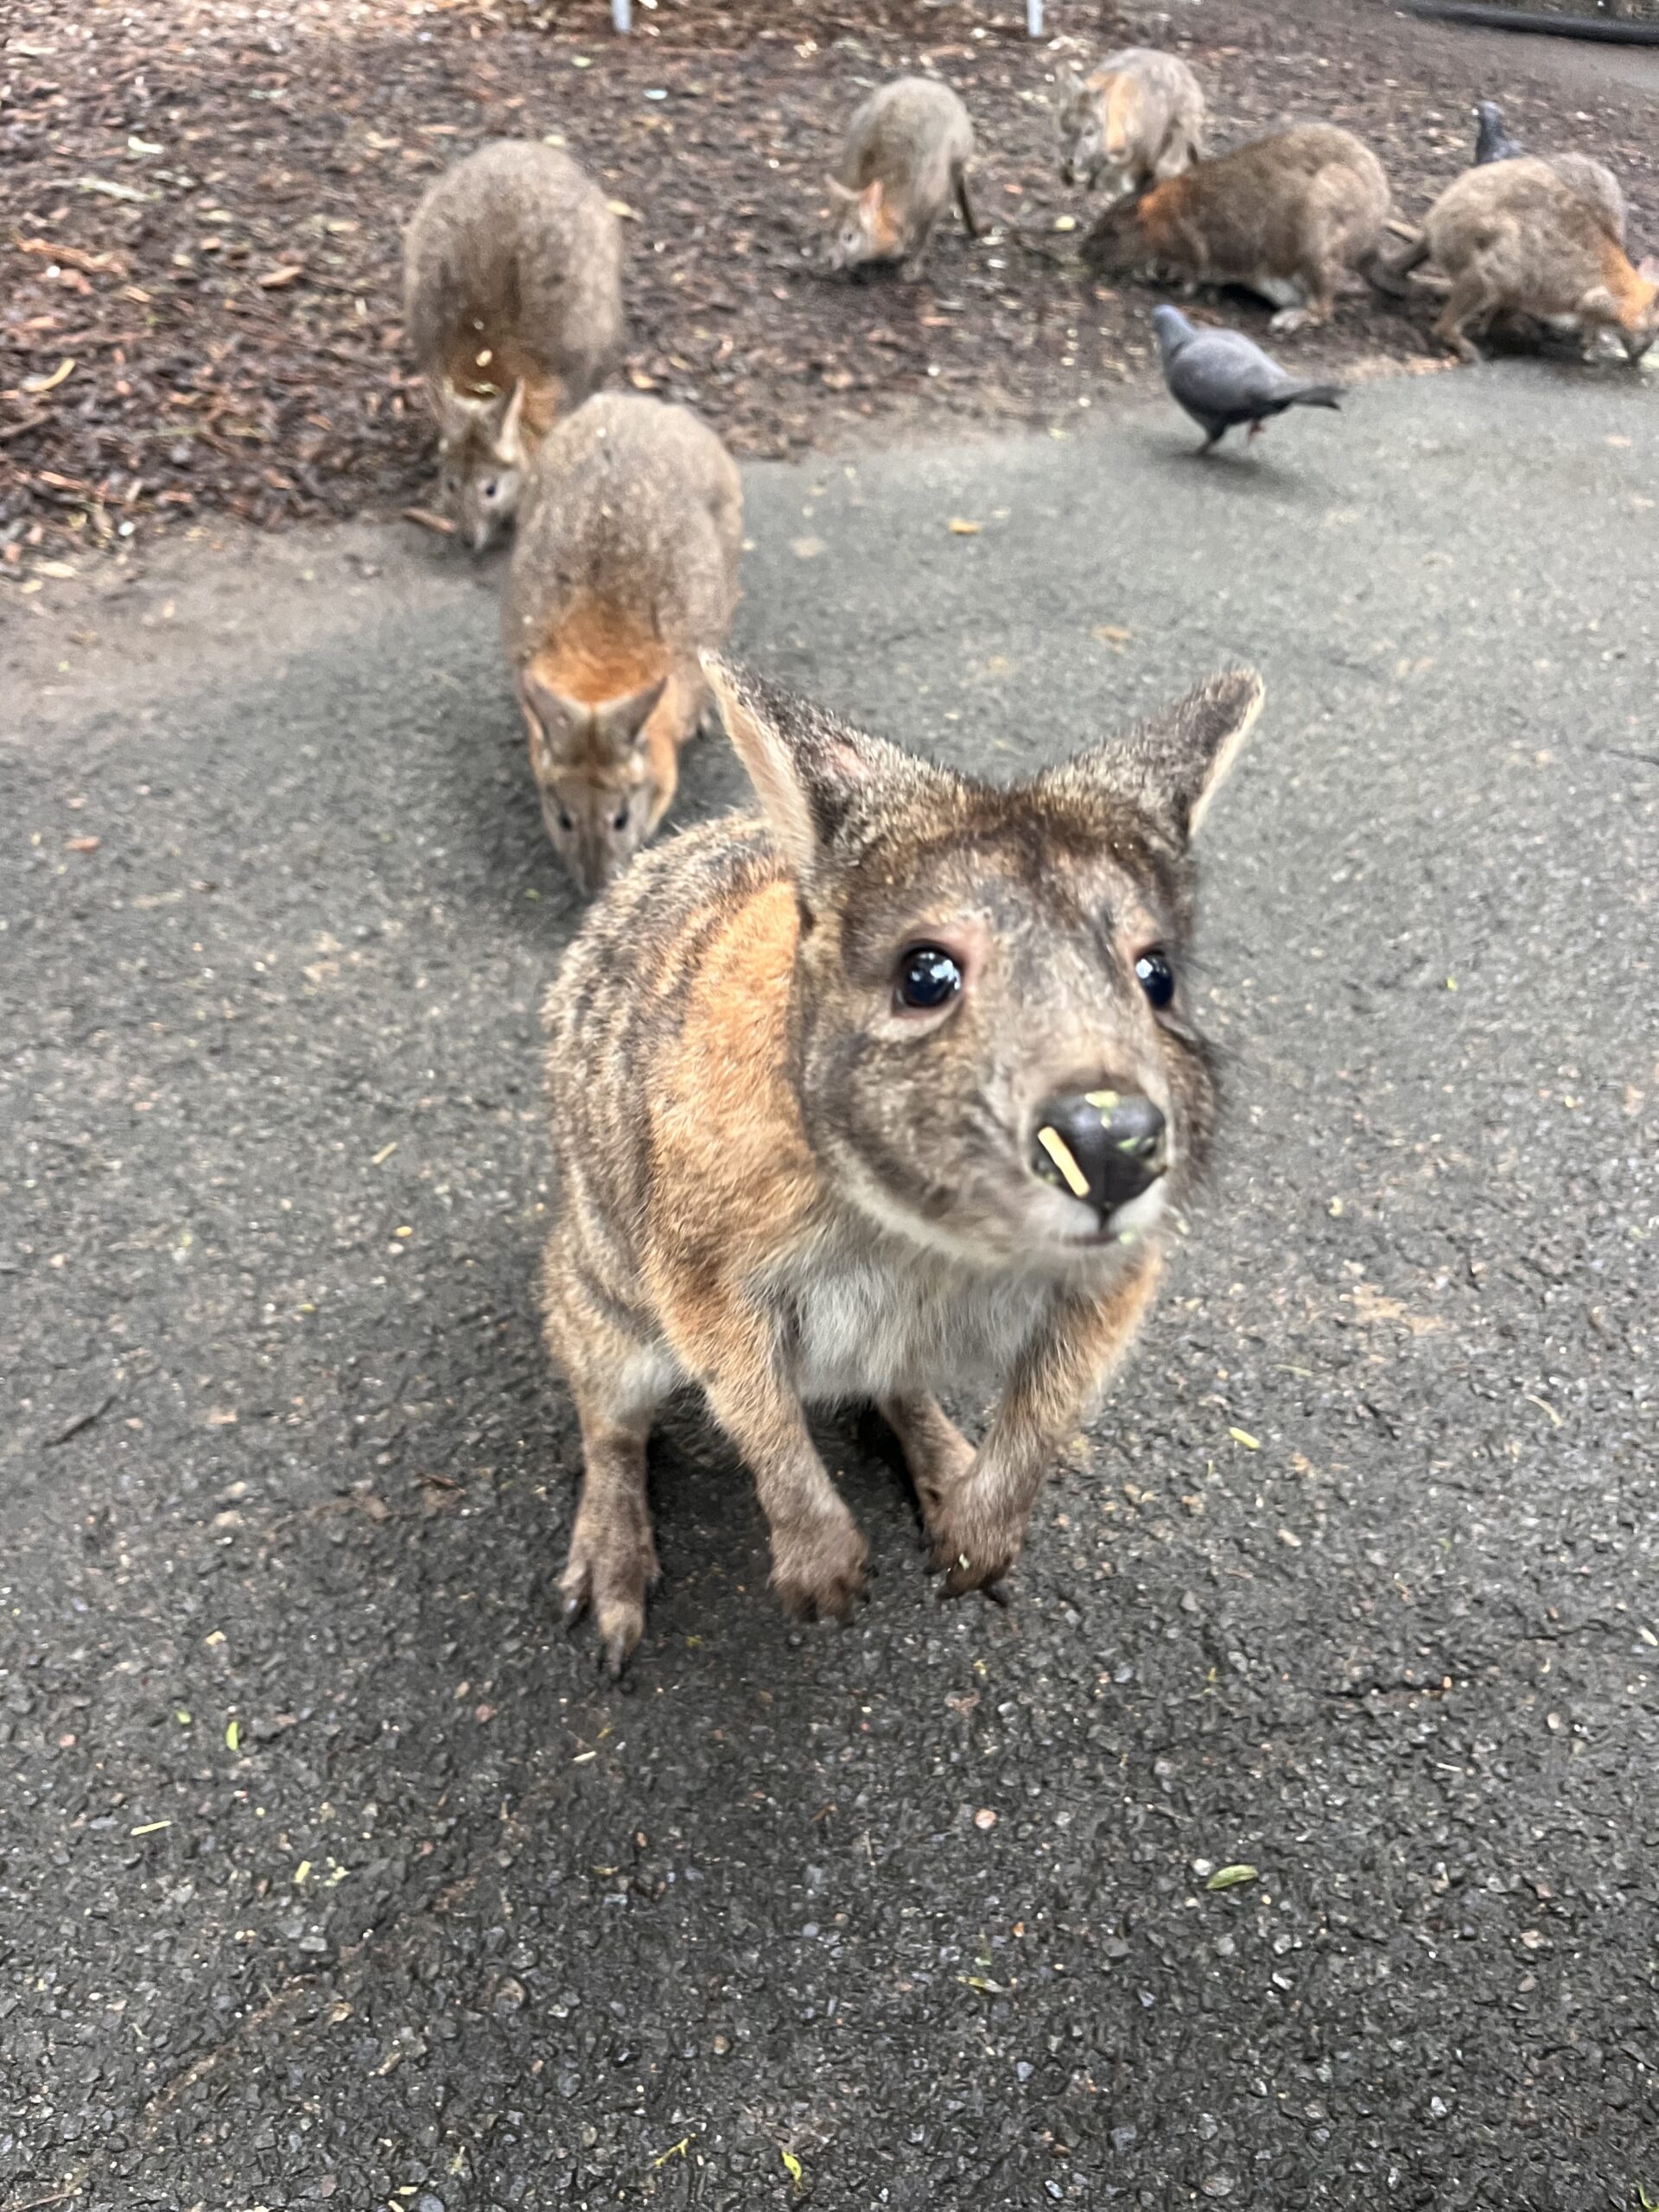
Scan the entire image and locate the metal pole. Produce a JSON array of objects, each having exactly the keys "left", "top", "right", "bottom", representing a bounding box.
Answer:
[
  {"left": 1027, "top": 0, "right": 1044, "bottom": 33},
  {"left": 612, "top": 0, "right": 632, "bottom": 30}
]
